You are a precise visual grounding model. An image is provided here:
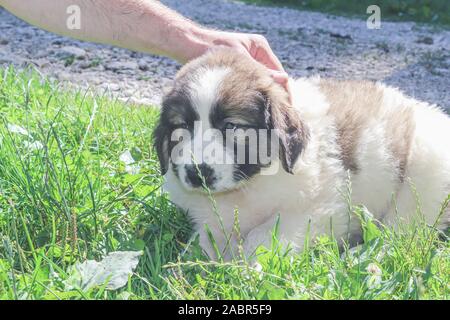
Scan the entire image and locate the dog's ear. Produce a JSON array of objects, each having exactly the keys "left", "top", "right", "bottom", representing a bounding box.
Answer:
[
  {"left": 153, "top": 119, "right": 170, "bottom": 175},
  {"left": 265, "top": 89, "right": 309, "bottom": 174}
]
